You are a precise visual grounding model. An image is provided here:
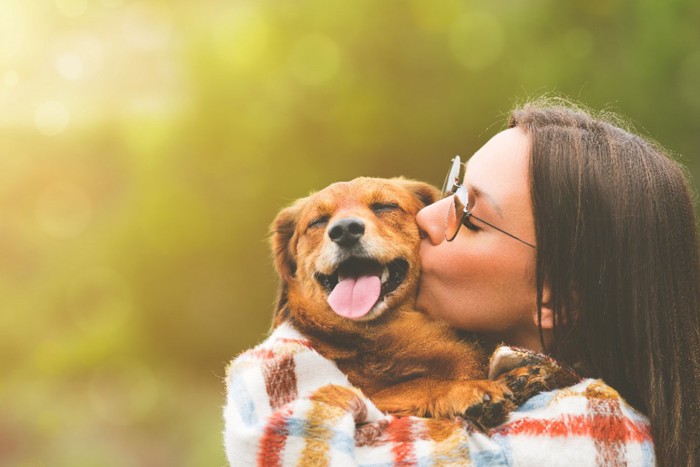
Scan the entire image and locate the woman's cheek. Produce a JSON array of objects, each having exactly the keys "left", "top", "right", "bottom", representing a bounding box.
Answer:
[{"left": 419, "top": 242, "right": 449, "bottom": 276}]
